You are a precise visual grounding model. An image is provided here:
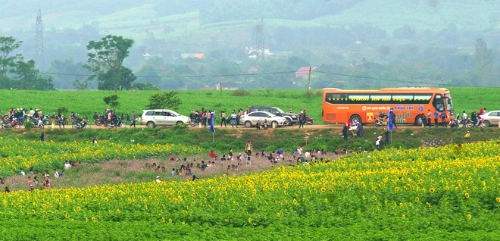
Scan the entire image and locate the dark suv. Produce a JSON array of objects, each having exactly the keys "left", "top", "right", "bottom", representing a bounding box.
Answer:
[{"left": 248, "top": 106, "right": 298, "bottom": 125}]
